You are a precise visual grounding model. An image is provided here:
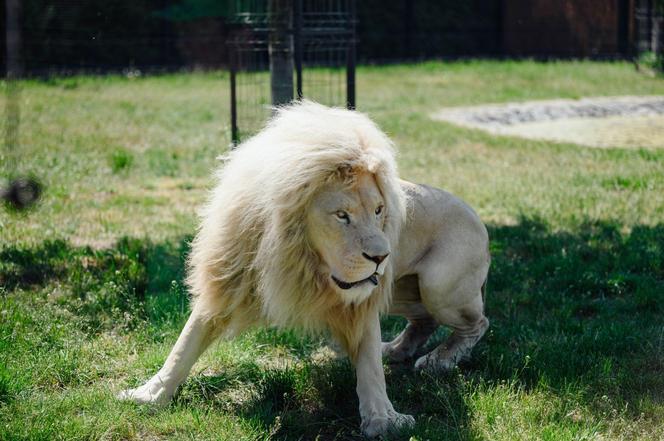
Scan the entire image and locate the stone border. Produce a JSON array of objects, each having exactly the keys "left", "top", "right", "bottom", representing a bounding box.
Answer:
[{"left": 431, "top": 95, "right": 664, "bottom": 134}]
